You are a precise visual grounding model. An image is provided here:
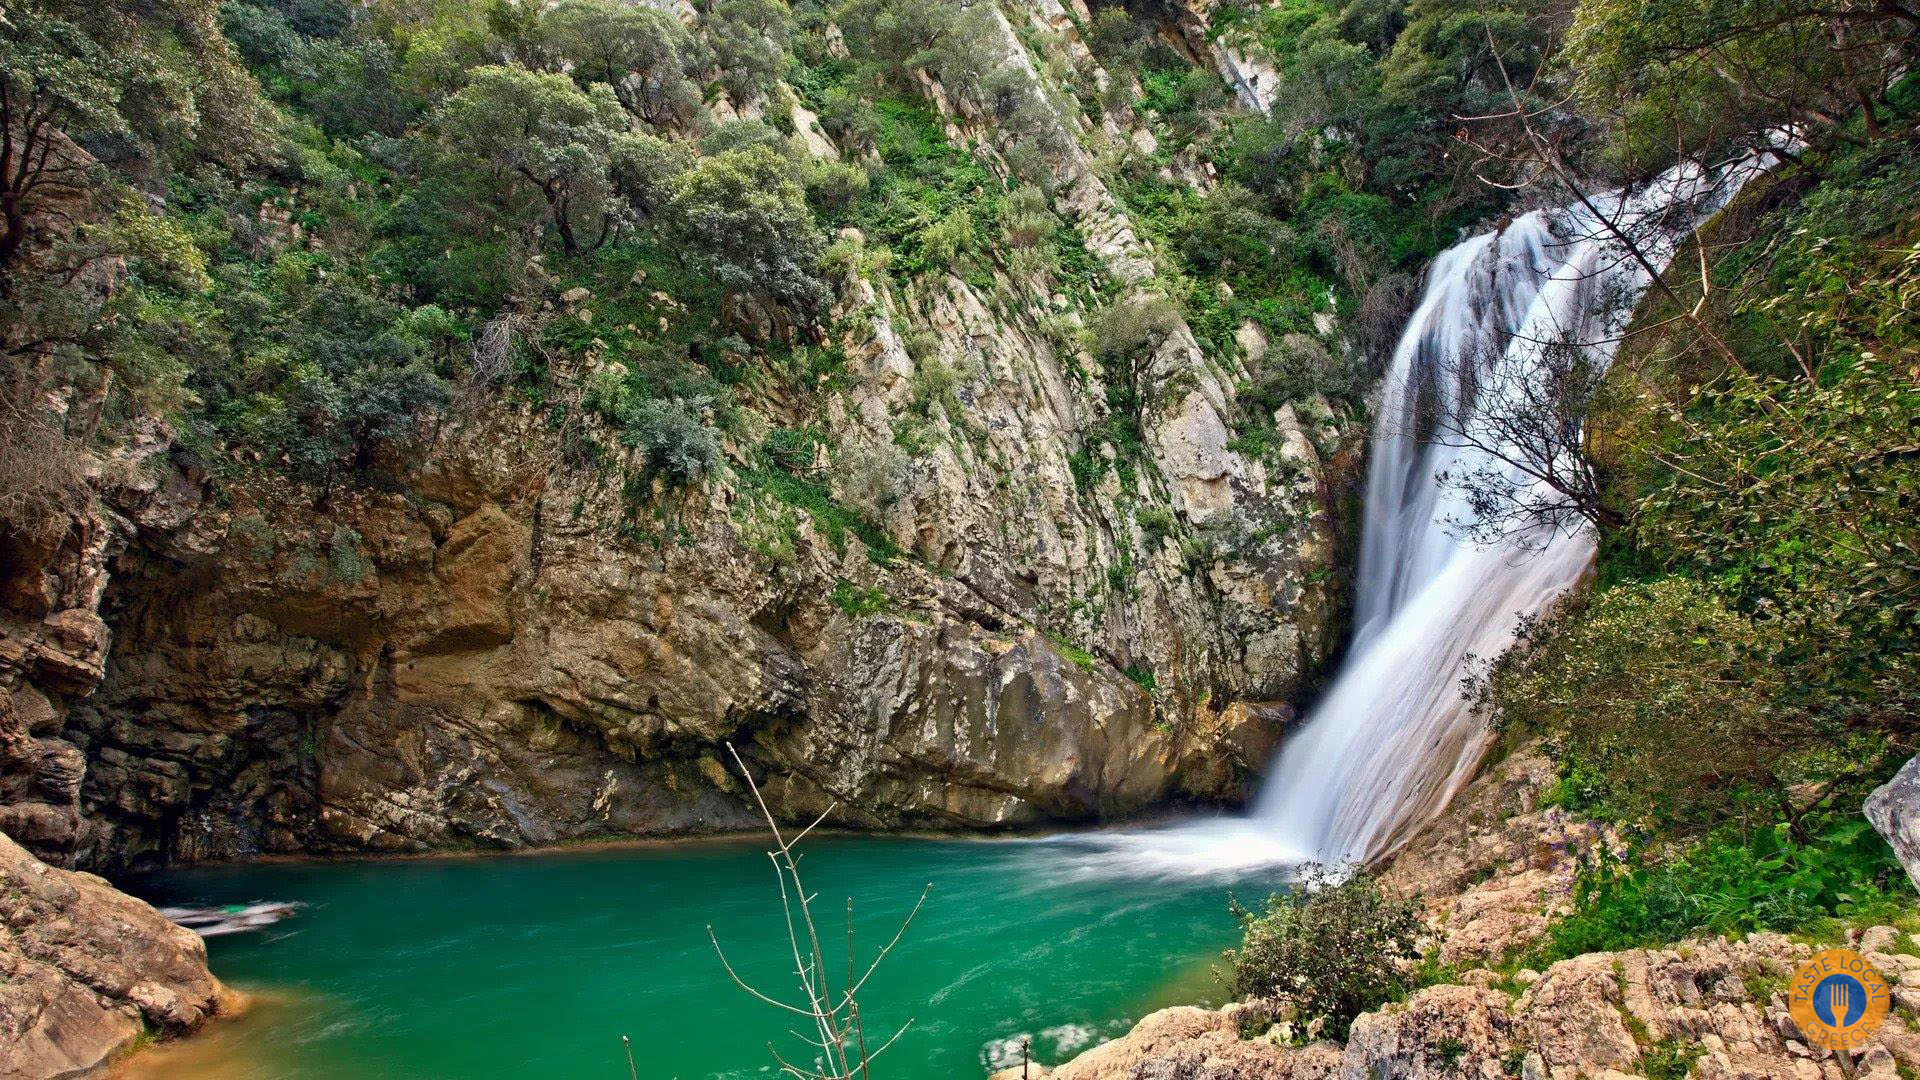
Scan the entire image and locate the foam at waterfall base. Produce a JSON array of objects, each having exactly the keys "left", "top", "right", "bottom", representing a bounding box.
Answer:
[{"left": 1023, "top": 820, "right": 1311, "bottom": 883}]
